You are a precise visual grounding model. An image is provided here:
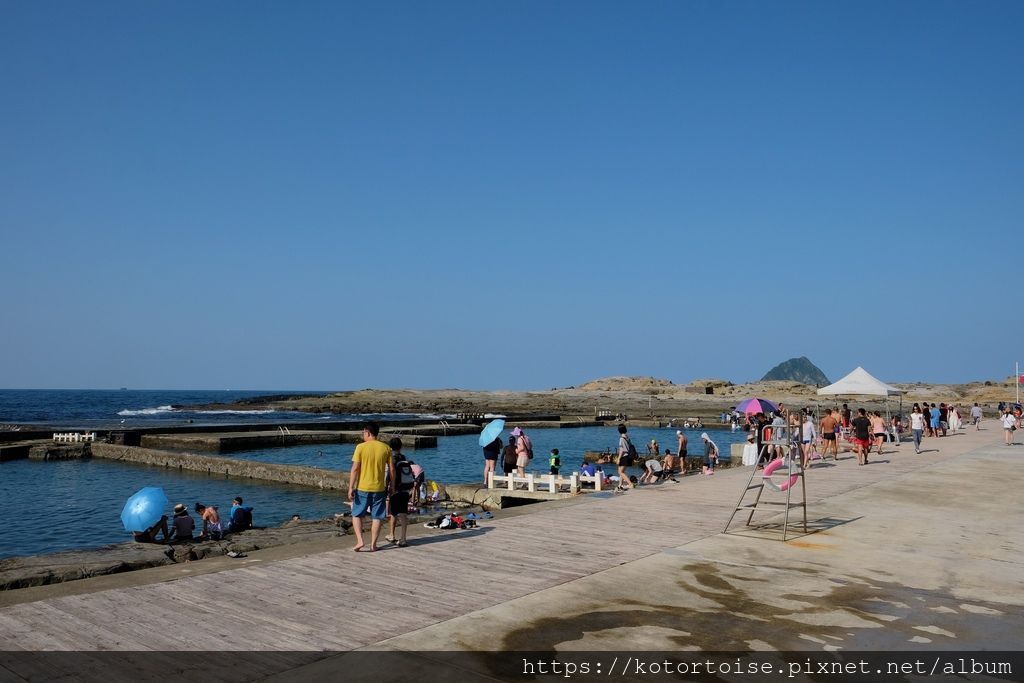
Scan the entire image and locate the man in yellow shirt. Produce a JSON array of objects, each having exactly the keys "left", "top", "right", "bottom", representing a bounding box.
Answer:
[{"left": 348, "top": 421, "right": 395, "bottom": 552}]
